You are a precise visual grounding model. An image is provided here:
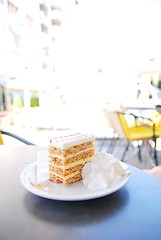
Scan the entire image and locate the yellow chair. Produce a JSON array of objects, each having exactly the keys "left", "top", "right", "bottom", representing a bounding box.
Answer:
[
  {"left": 103, "top": 109, "right": 161, "bottom": 165},
  {"left": 0, "top": 132, "right": 3, "bottom": 144},
  {"left": 0, "top": 130, "right": 35, "bottom": 145}
]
